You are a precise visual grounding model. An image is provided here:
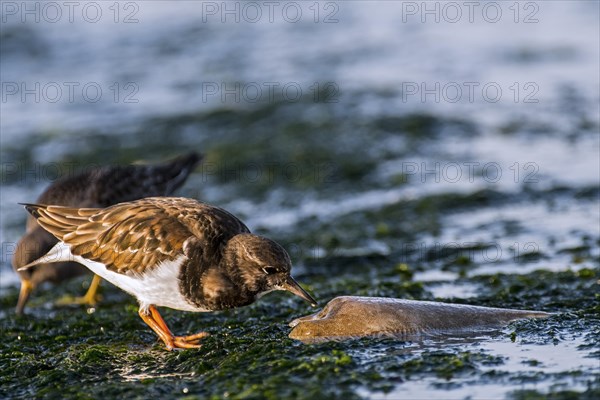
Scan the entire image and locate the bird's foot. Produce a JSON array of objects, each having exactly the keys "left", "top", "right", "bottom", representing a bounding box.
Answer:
[
  {"left": 140, "top": 305, "right": 209, "bottom": 350},
  {"left": 167, "top": 332, "right": 210, "bottom": 350},
  {"left": 55, "top": 293, "right": 103, "bottom": 307},
  {"left": 56, "top": 275, "right": 103, "bottom": 307}
]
